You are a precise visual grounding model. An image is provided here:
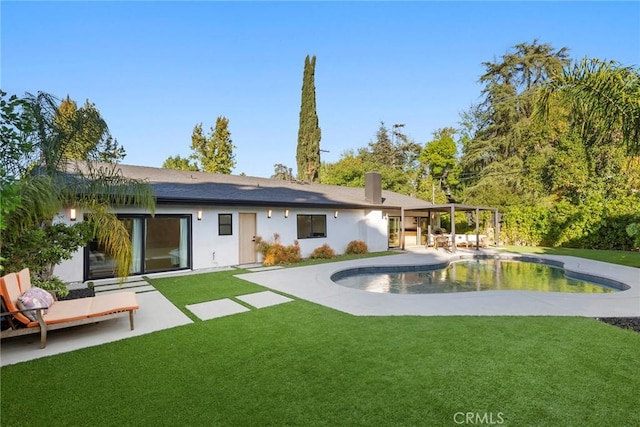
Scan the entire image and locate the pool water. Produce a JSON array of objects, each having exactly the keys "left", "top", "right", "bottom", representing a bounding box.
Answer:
[{"left": 334, "top": 259, "right": 619, "bottom": 294}]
